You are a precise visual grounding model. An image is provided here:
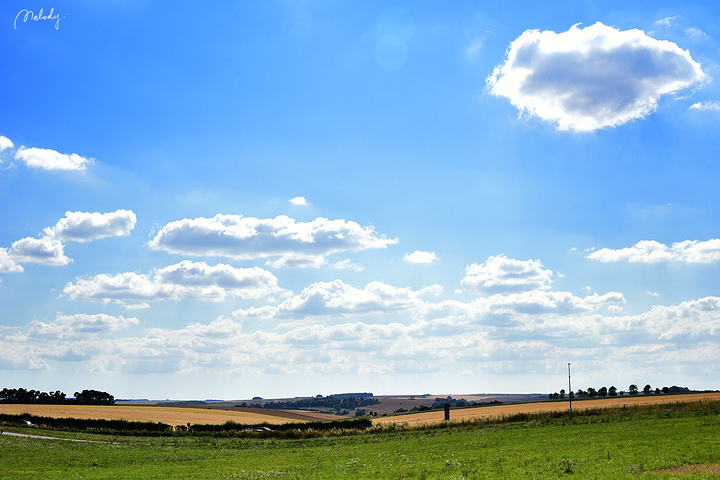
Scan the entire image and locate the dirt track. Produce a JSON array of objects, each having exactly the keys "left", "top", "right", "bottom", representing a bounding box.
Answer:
[{"left": 372, "top": 392, "right": 720, "bottom": 426}]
